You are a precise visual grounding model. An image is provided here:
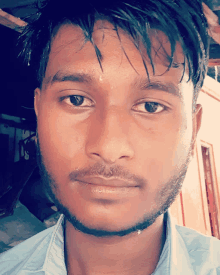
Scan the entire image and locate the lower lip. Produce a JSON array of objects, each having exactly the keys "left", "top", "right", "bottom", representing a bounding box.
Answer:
[{"left": 76, "top": 181, "right": 139, "bottom": 200}]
